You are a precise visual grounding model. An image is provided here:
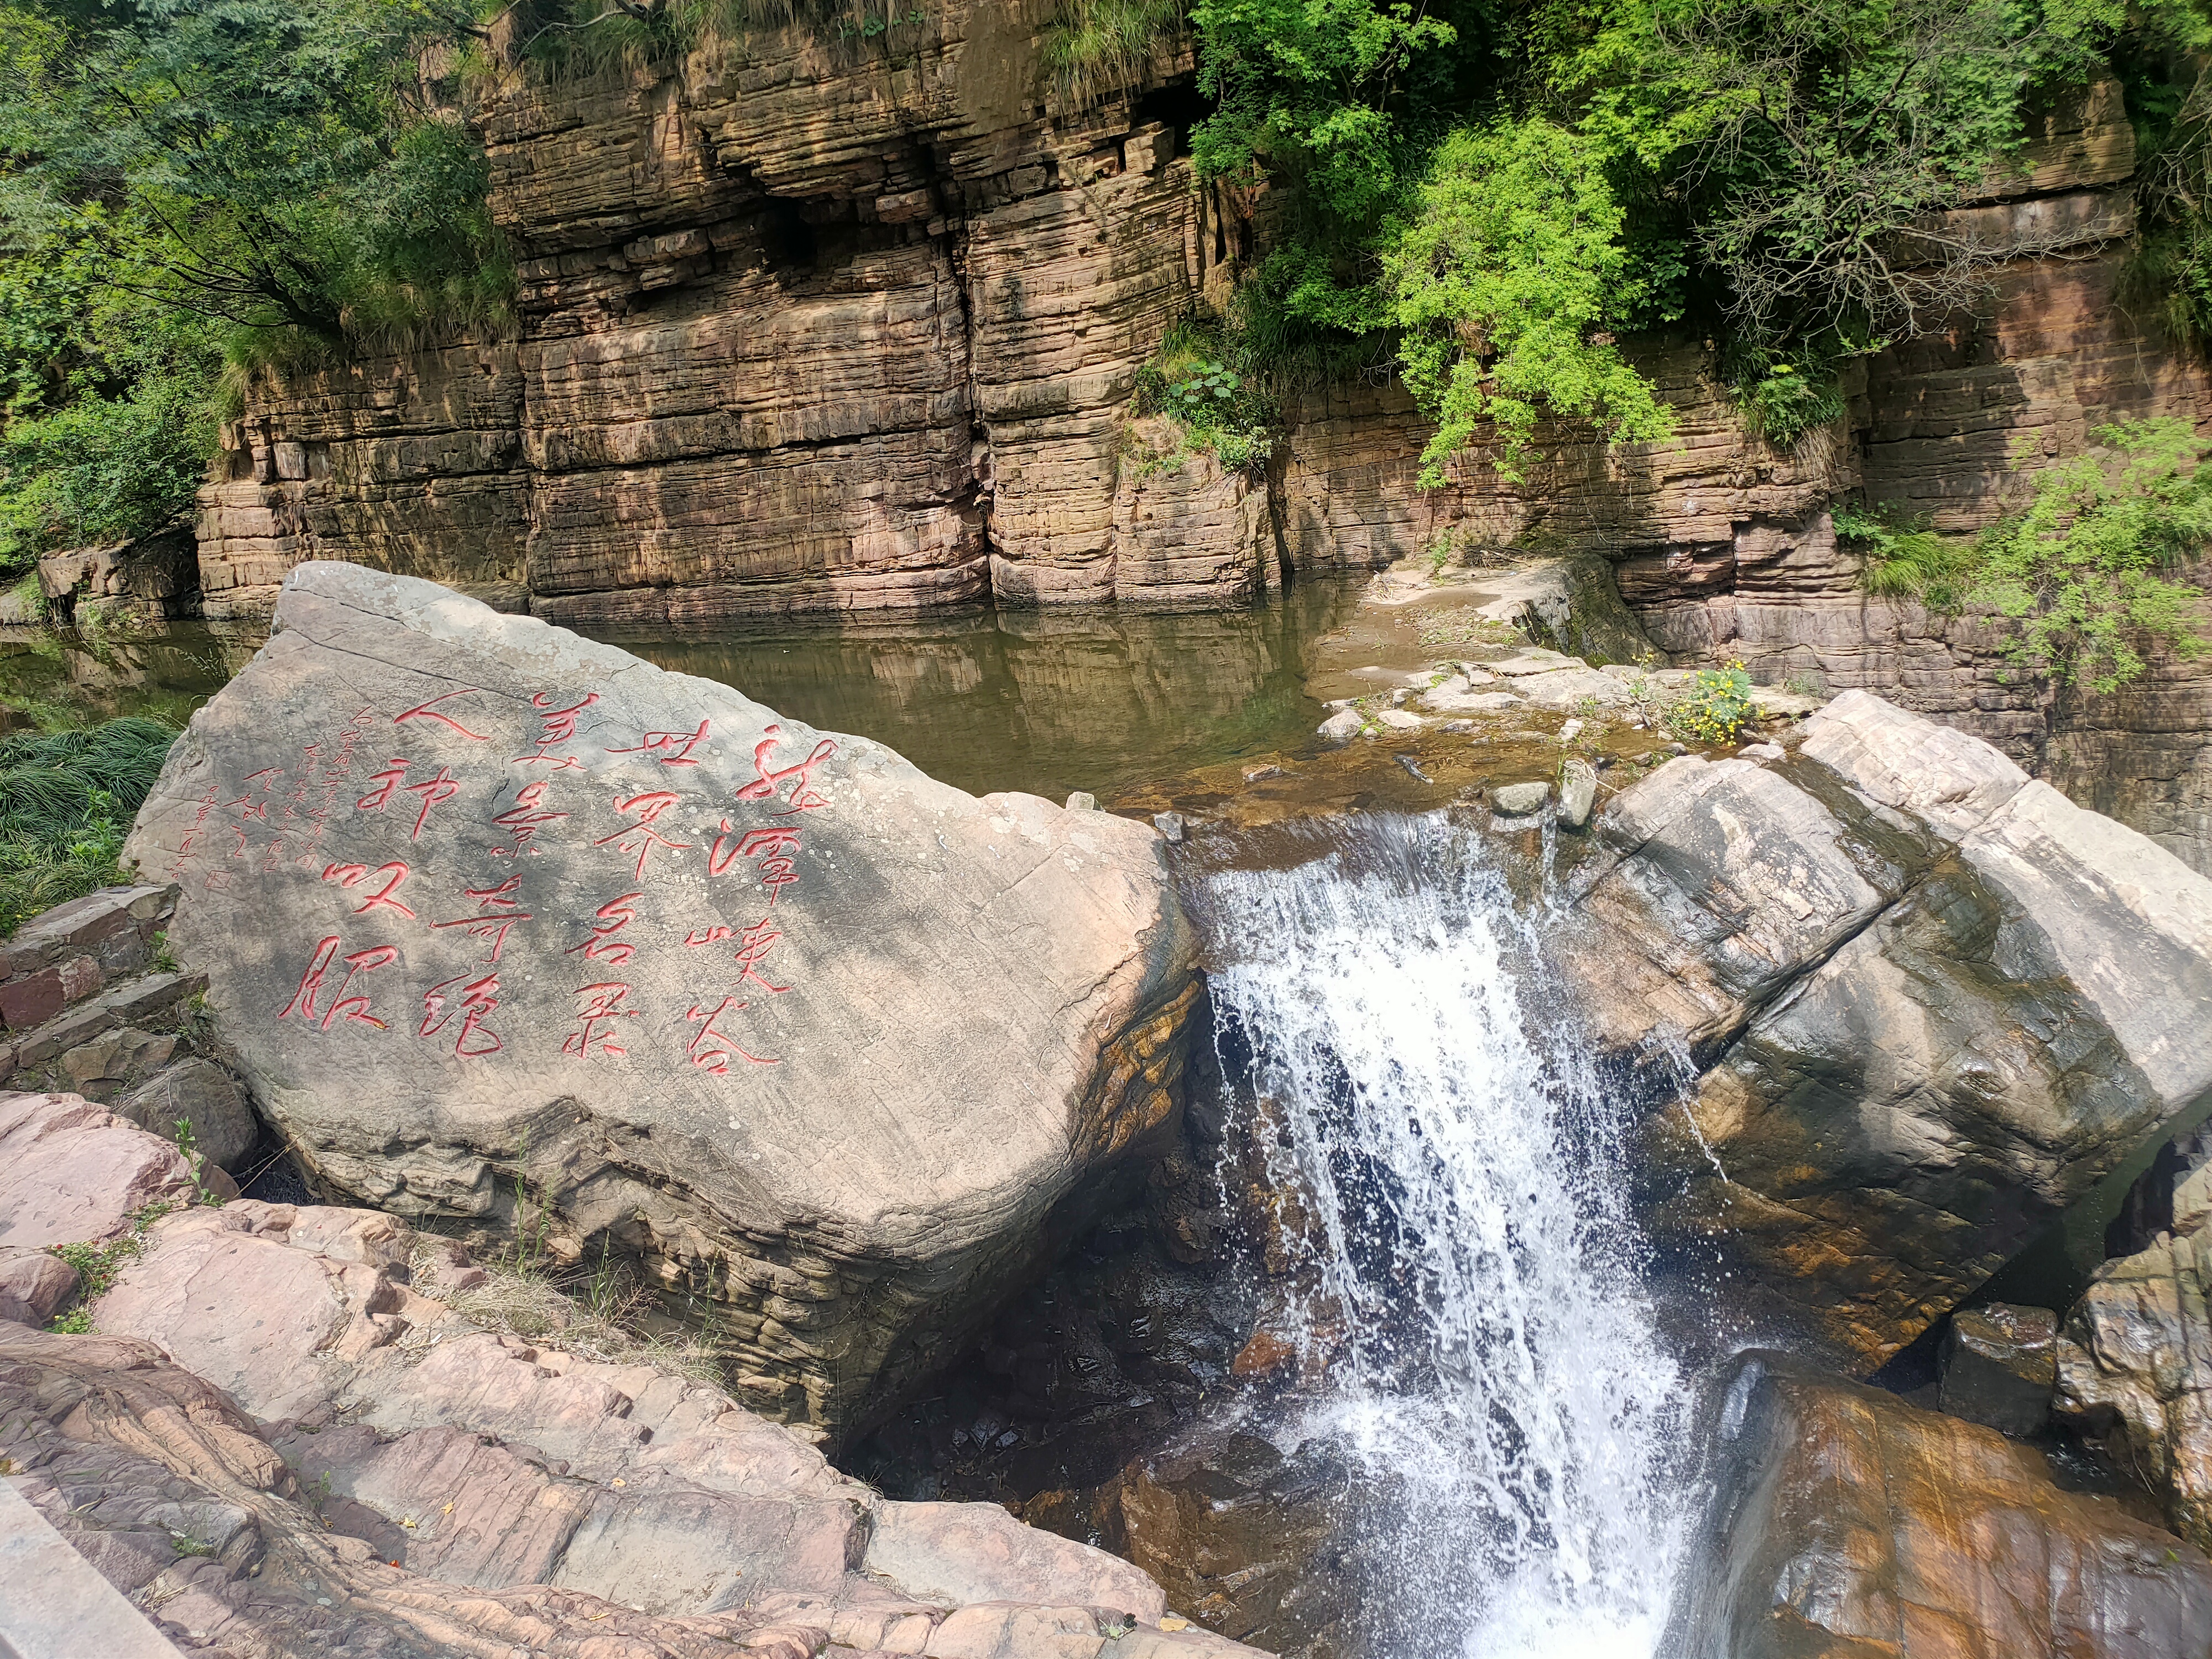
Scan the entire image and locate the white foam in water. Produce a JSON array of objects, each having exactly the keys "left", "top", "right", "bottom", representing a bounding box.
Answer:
[{"left": 1200, "top": 816, "right": 1692, "bottom": 1658}]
